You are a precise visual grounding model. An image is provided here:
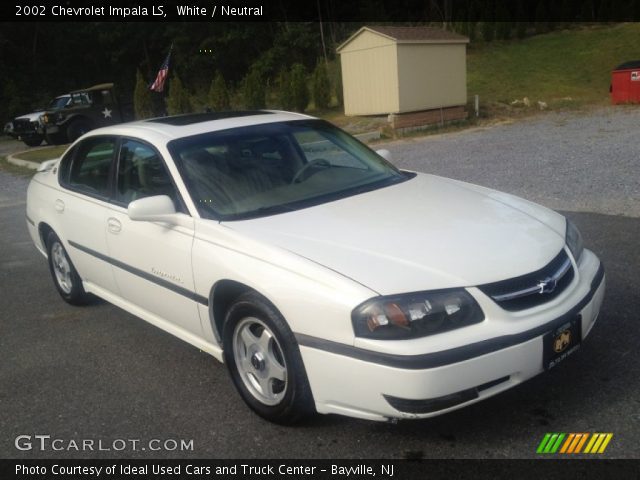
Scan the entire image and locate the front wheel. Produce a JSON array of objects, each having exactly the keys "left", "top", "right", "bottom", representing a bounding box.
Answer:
[
  {"left": 22, "top": 135, "right": 43, "bottom": 147},
  {"left": 46, "top": 231, "right": 92, "bottom": 305},
  {"left": 223, "top": 292, "right": 315, "bottom": 424}
]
